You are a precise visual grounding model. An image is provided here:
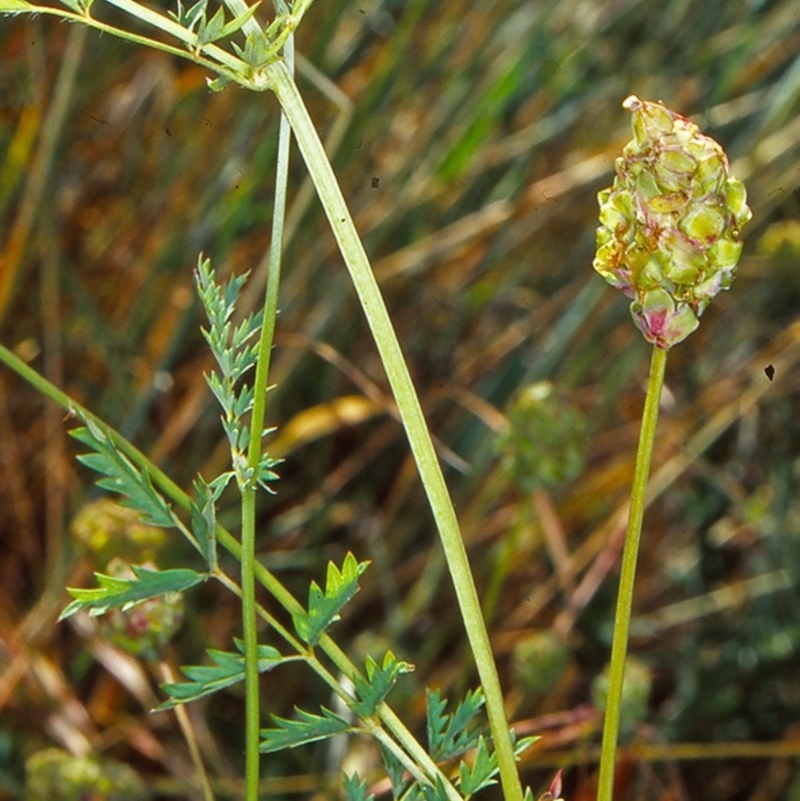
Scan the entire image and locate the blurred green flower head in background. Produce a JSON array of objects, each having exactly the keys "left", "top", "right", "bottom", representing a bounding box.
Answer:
[
  {"left": 594, "top": 95, "right": 752, "bottom": 348},
  {"left": 498, "top": 381, "right": 587, "bottom": 494},
  {"left": 25, "top": 749, "right": 147, "bottom": 801}
]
